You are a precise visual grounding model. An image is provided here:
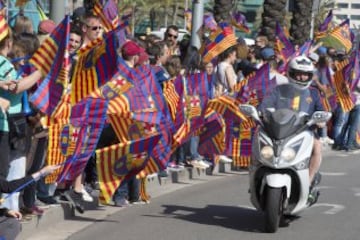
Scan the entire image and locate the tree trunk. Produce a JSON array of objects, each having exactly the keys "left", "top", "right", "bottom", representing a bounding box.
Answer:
[
  {"left": 173, "top": 2, "right": 179, "bottom": 25},
  {"left": 213, "top": 0, "right": 234, "bottom": 23},
  {"left": 260, "top": 0, "right": 287, "bottom": 42},
  {"left": 290, "top": 0, "right": 314, "bottom": 46}
]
